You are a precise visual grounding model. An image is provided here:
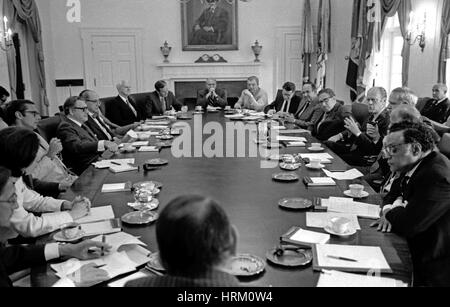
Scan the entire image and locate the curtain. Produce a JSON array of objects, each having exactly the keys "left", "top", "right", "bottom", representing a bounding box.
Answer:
[
  {"left": 316, "top": 0, "right": 331, "bottom": 91},
  {"left": 3, "top": 0, "right": 49, "bottom": 115},
  {"left": 301, "top": 0, "right": 314, "bottom": 83},
  {"left": 438, "top": 0, "right": 450, "bottom": 83}
]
